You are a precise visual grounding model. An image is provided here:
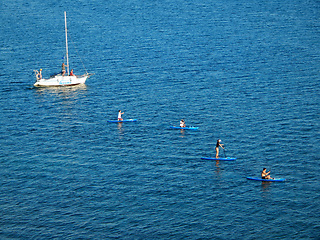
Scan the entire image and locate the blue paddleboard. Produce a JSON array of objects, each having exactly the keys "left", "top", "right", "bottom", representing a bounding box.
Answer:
[
  {"left": 246, "top": 177, "right": 286, "bottom": 182},
  {"left": 201, "top": 157, "right": 236, "bottom": 161},
  {"left": 170, "top": 126, "right": 199, "bottom": 130},
  {"left": 108, "top": 119, "right": 137, "bottom": 123}
]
